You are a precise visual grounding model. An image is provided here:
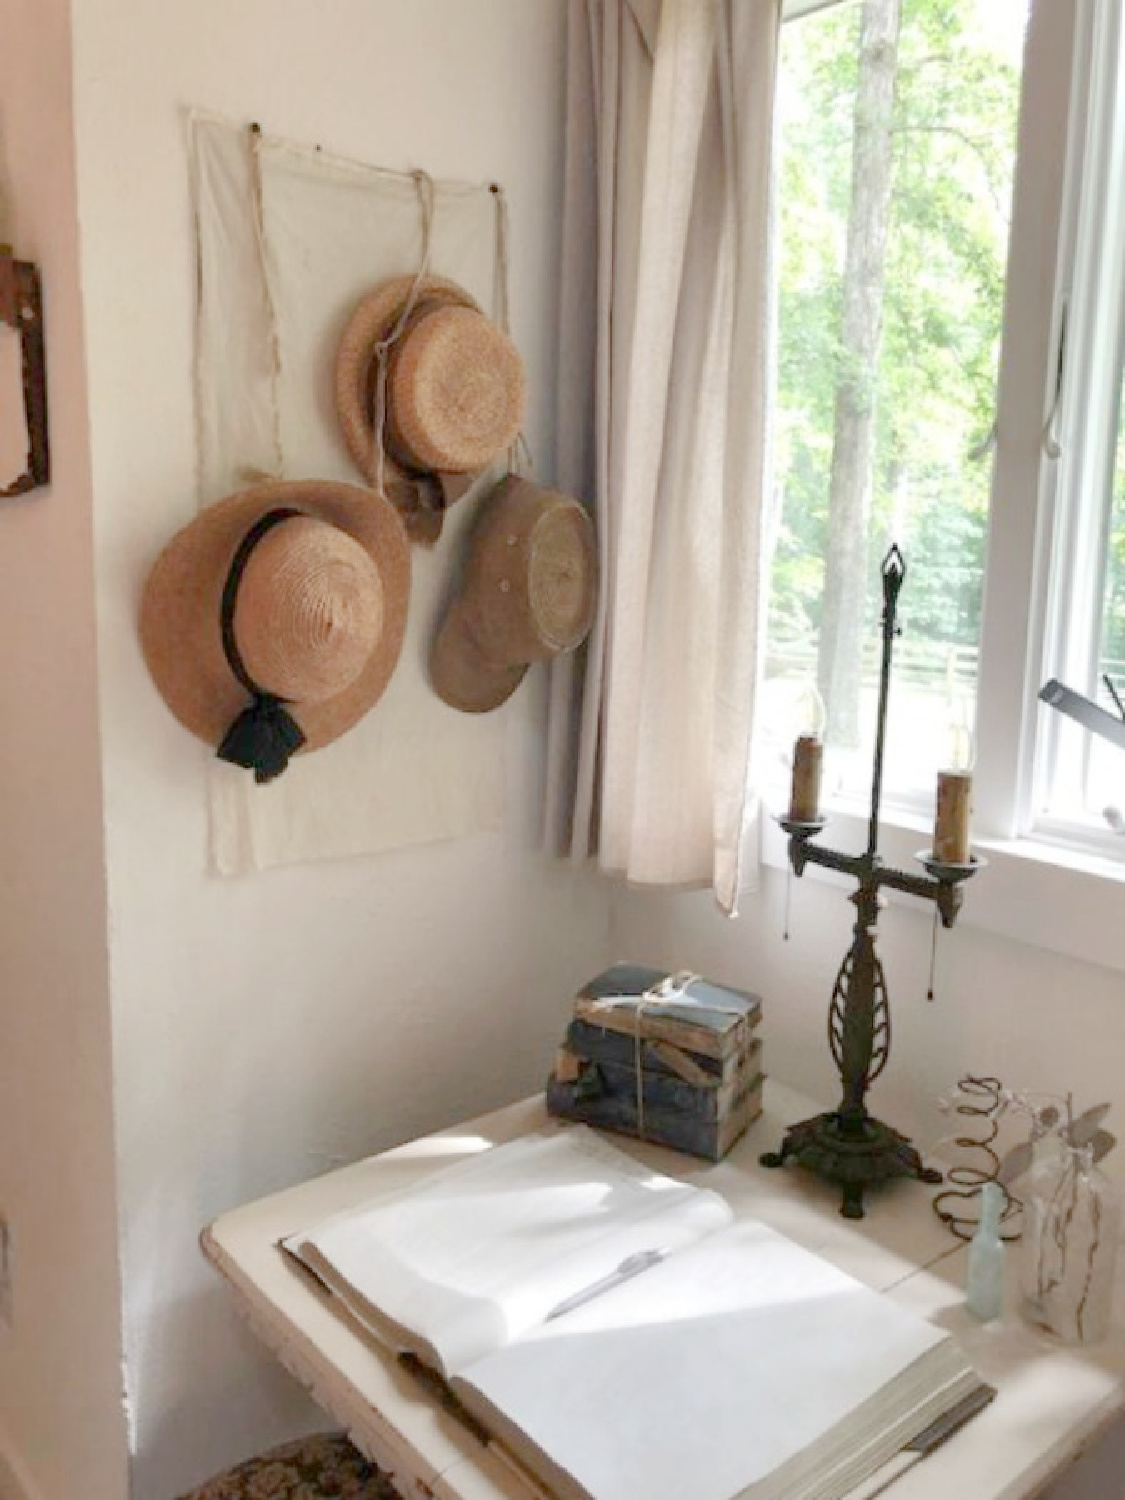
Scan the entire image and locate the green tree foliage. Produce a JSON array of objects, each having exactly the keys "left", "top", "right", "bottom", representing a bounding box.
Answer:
[{"left": 768, "top": 0, "right": 1026, "bottom": 680}]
